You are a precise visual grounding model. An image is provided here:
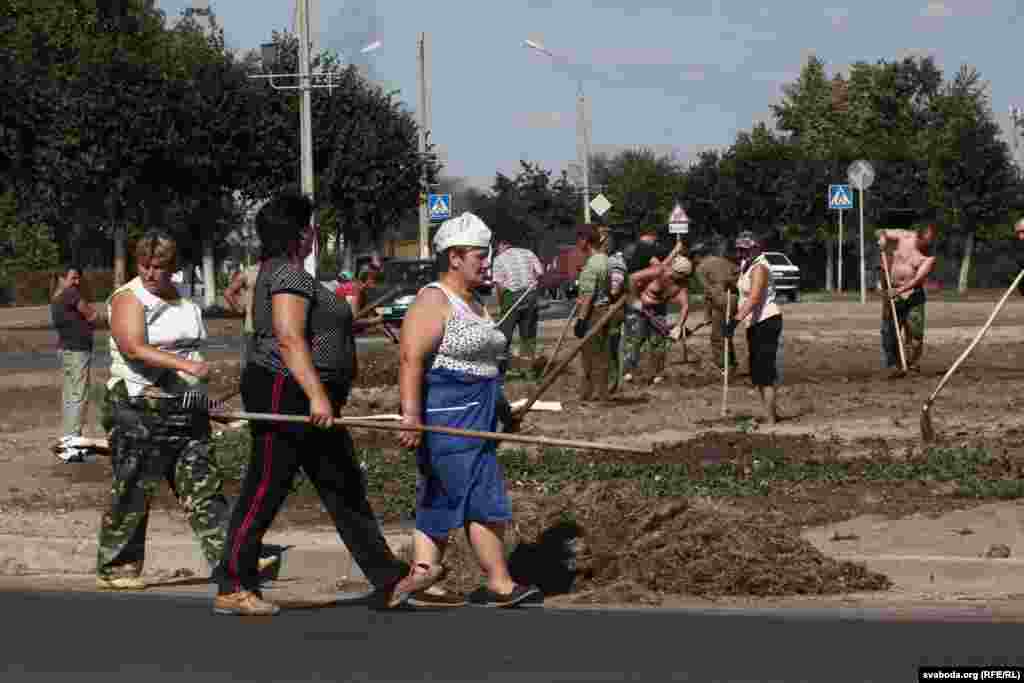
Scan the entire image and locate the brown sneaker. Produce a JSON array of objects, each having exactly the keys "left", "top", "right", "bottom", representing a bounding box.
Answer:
[
  {"left": 213, "top": 590, "right": 280, "bottom": 616},
  {"left": 96, "top": 575, "right": 146, "bottom": 591},
  {"left": 408, "top": 586, "right": 467, "bottom": 608}
]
